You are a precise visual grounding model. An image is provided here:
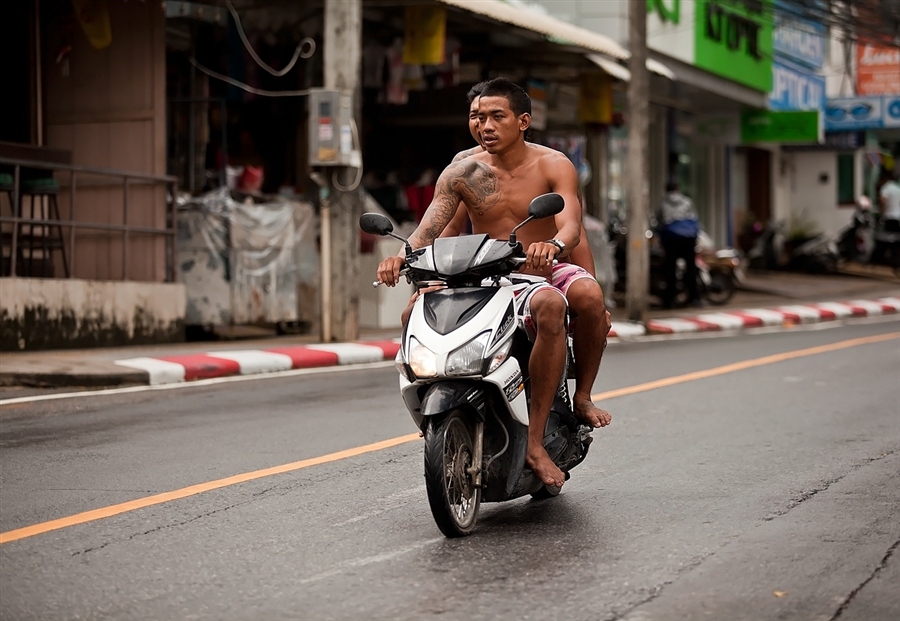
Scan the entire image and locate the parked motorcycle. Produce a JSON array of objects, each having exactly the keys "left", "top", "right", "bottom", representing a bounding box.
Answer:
[
  {"left": 359, "top": 193, "right": 593, "bottom": 537},
  {"left": 747, "top": 219, "right": 839, "bottom": 274},
  {"left": 837, "top": 200, "right": 900, "bottom": 274},
  {"left": 612, "top": 220, "right": 738, "bottom": 306},
  {"left": 701, "top": 247, "right": 743, "bottom": 305}
]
